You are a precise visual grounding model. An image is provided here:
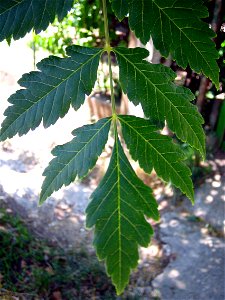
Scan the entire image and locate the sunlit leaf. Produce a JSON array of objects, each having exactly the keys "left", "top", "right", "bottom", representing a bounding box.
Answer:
[
  {"left": 40, "top": 117, "right": 111, "bottom": 204},
  {"left": 0, "top": 46, "right": 102, "bottom": 140}
]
